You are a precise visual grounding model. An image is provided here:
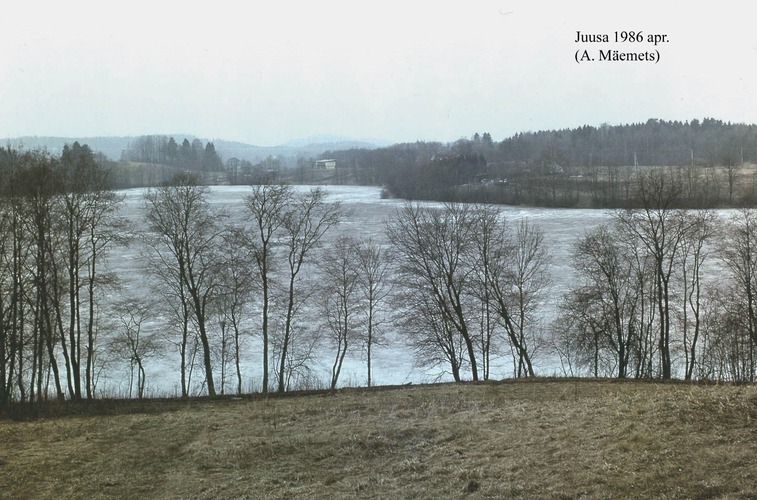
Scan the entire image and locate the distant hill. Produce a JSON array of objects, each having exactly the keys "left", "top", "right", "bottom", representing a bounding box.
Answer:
[
  {"left": 1, "top": 136, "right": 133, "bottom": 160},
  {"left": 283, "top": 134, "right": 391, "bottom": 149},
  {"left": 1, "top": 135, "right": 389, "bottom": 165}
]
